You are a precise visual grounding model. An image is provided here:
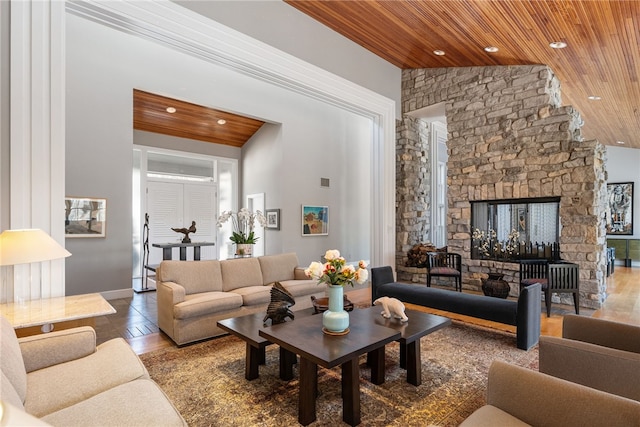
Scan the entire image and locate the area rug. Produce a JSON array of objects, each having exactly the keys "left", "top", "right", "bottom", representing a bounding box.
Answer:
[{"left": 140, "top": 321, "right": 538, "bottom": 426}]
